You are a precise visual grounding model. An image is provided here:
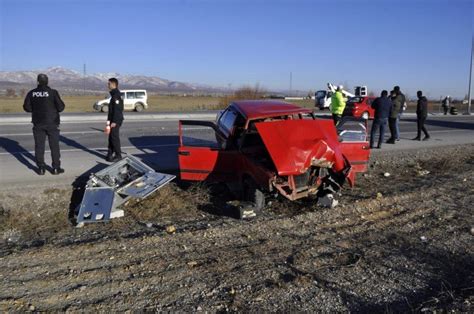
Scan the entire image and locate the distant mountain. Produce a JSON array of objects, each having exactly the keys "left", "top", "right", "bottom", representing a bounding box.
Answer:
[{"left": 0, "top": 66, "right": 228, "bottom": 94}]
